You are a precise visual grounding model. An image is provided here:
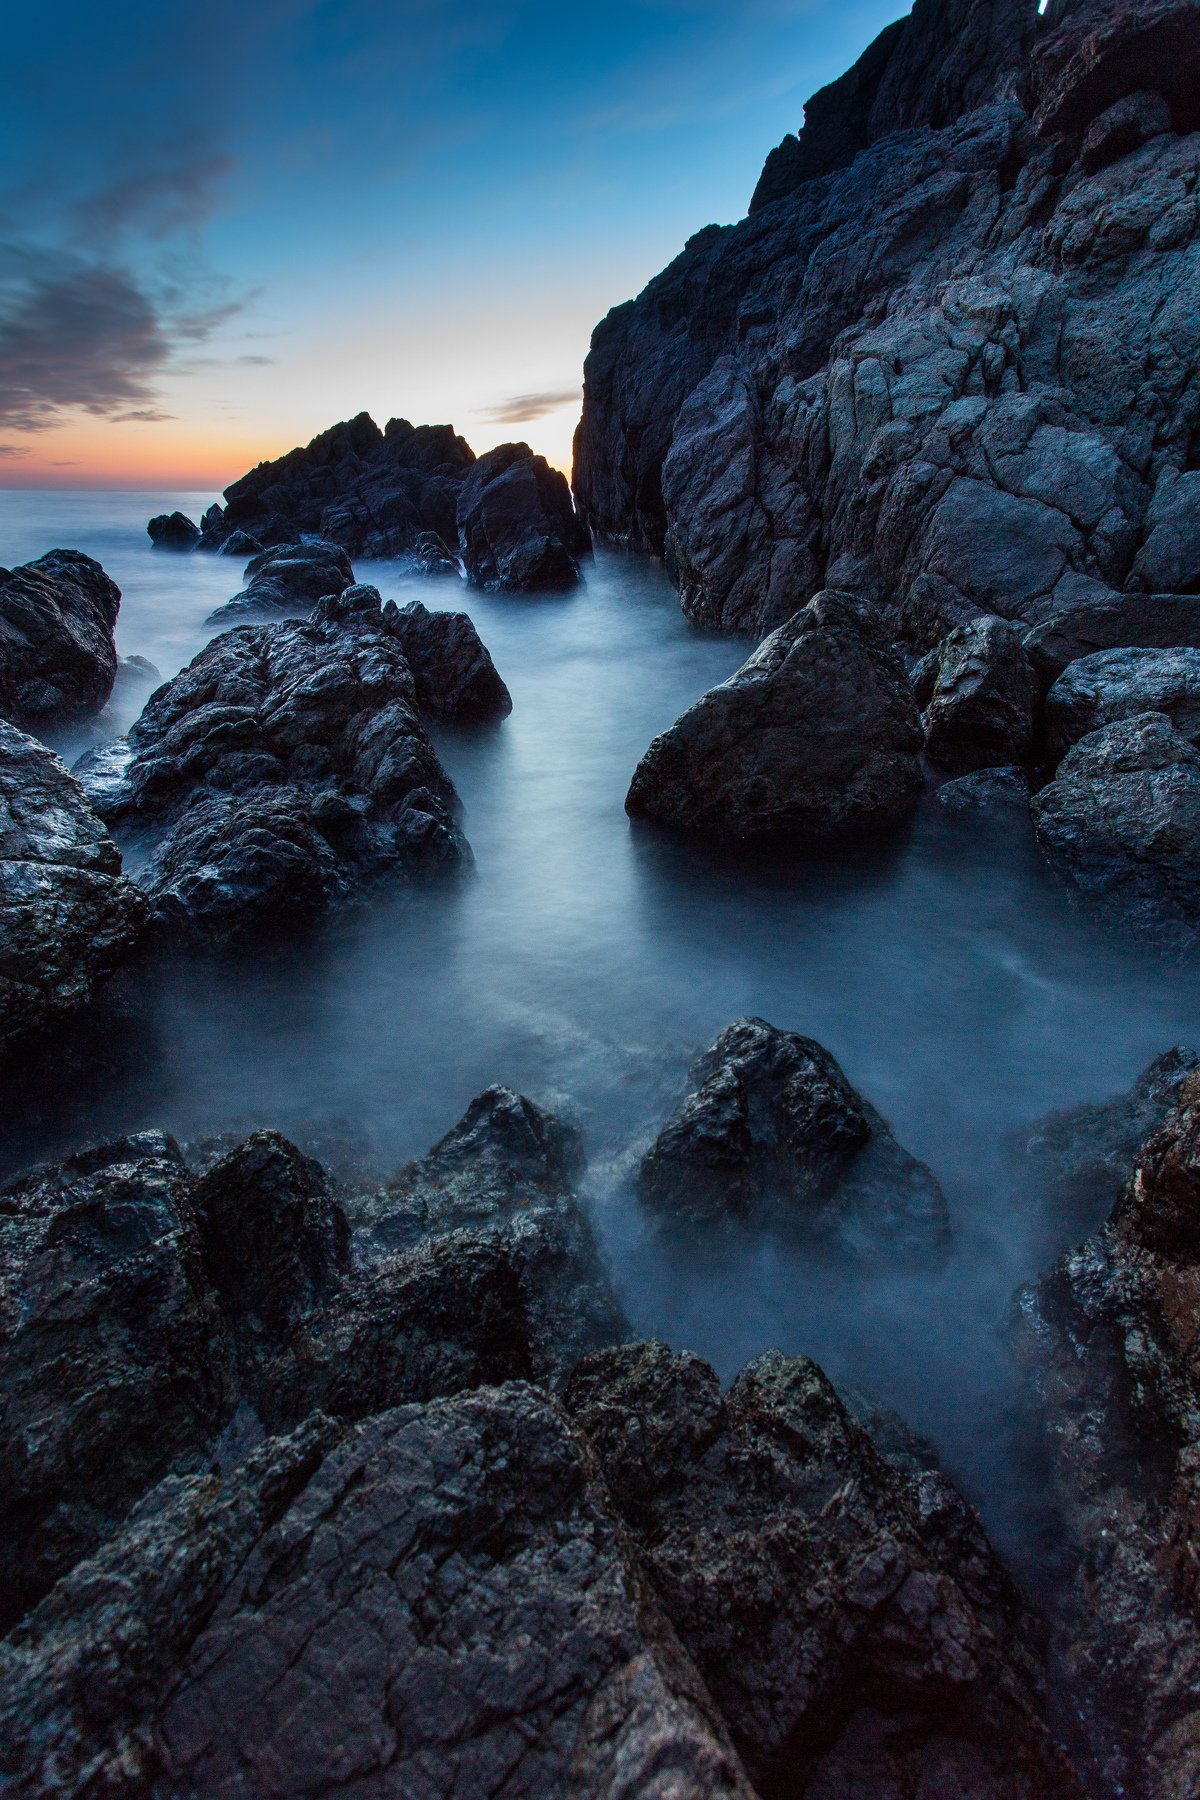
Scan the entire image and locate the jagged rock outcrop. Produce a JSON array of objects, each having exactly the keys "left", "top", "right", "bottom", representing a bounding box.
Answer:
[
  {"left": 388, "top": 598, "right": 512, "bottom": 720},
  {"left": 0, "top": 722, "right": 146, "bottom": 1058},
  {"left": 147, "top": 512, "right": 200, "bottom": 550},
  {"left": 1044, "top": 644, "right": 1200, "bottom": 763},
  {"left": 564, "top": 1339, "right": 1082, "bottom": 1798},
  {"left": 1013, "top": 1068, "right": 1200, "bottom": 1799},
  {"left": 203, "top": 539, "right": 355, "bottom": 627},
  {"left": 575, "top": 0, "right": 1200, "bottom": 655},
  {"left": 1031, "top": 711, "right": 1200, "bottom": 950},
  {"left": 626, "top": 591, "right": 923, "bottom": 841},
  {"left": 0, "top": 551, "right": 120, "bottom": 728},
  {"left": 922, "top": 614, "right": 1038, "bottom": 772},
  {"left": 81, "top": 585, "right": 469, "bottom": 944},
  {"left": 456, "top": 441, "right": 588, "bottom": 592},
  {"left": 637, "top": 1017, "right": 949, "bottom": 1256}
]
